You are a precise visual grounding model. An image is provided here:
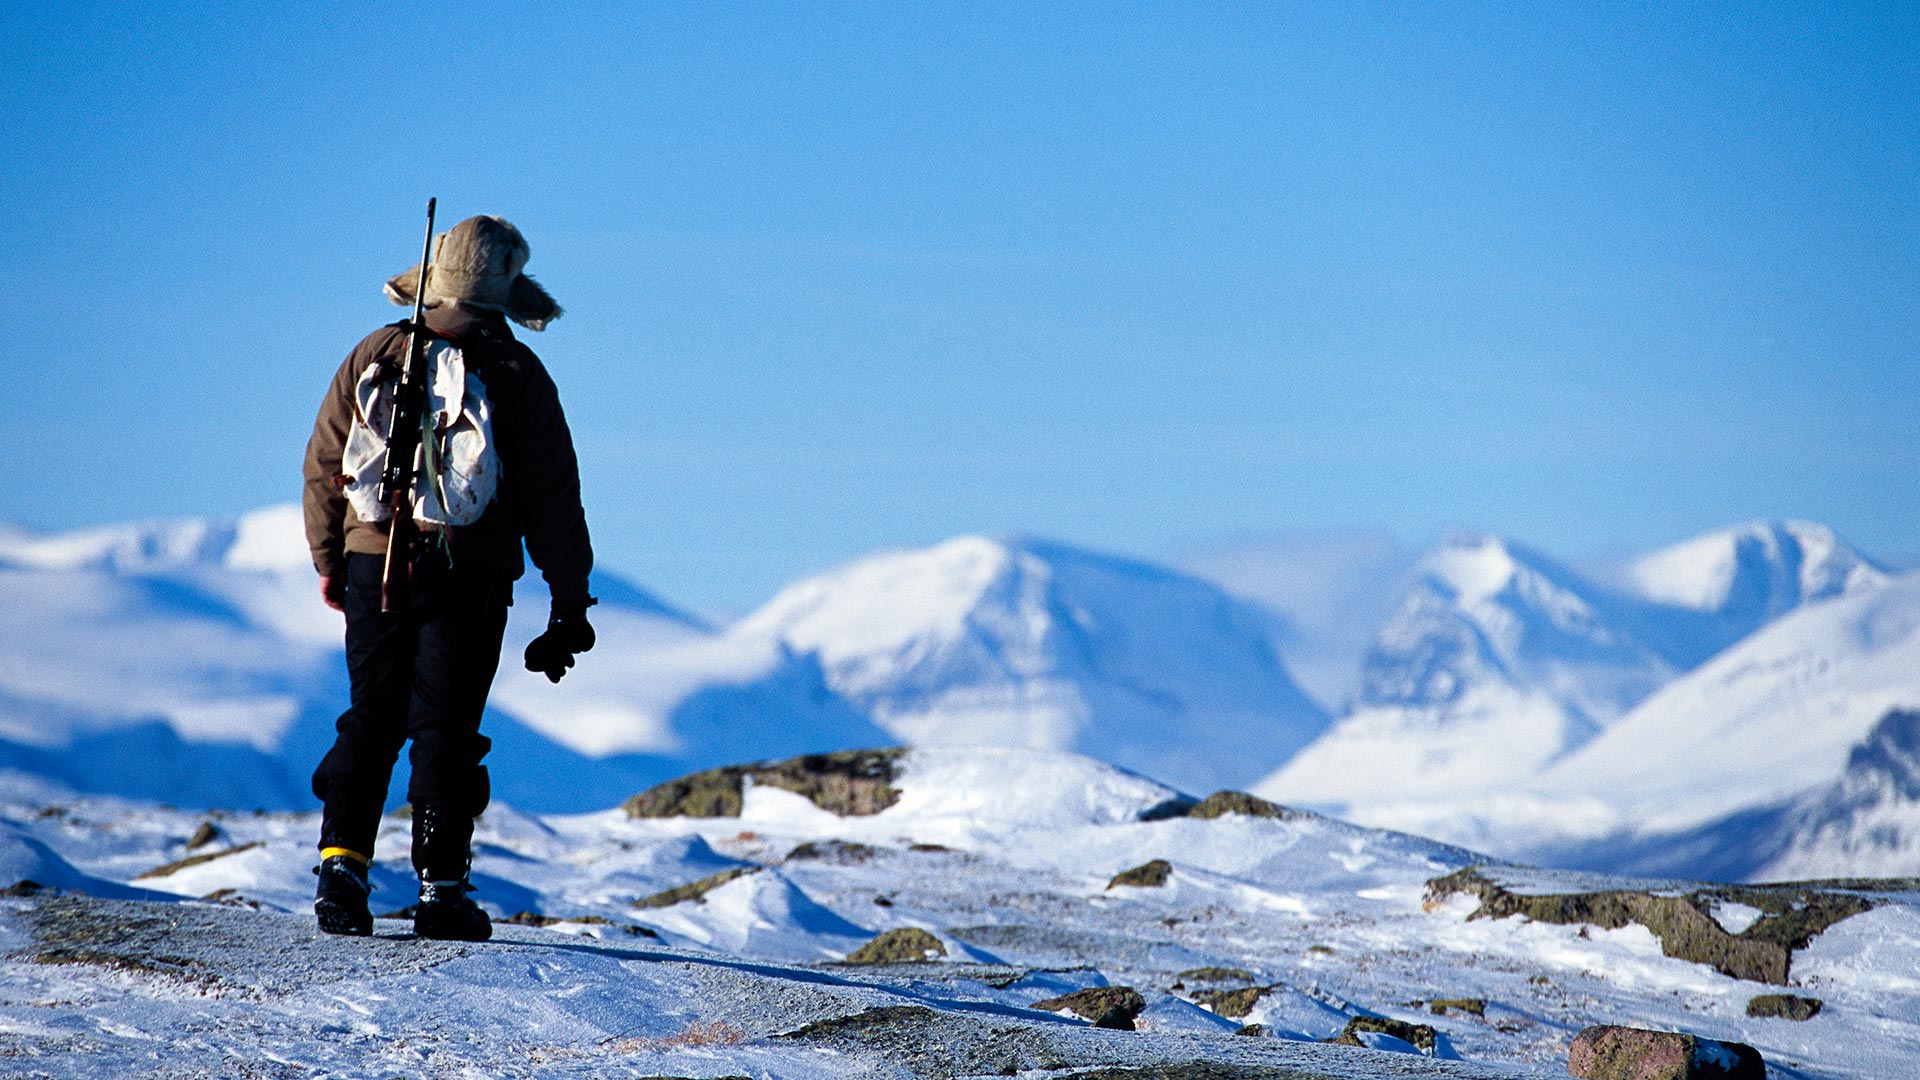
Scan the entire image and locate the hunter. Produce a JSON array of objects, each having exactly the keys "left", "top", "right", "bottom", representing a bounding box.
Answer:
[{"left": 301, "top": 214, "right": 595, "bottom": 940}]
